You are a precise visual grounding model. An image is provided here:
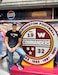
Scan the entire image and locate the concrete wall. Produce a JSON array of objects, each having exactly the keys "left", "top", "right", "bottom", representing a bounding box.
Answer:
[
  {"left": 2, "top": 0, "right": 58, "bottom": 3},
  {"left": 0, "top": 0, "right": 58, "bottom": 10}
]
